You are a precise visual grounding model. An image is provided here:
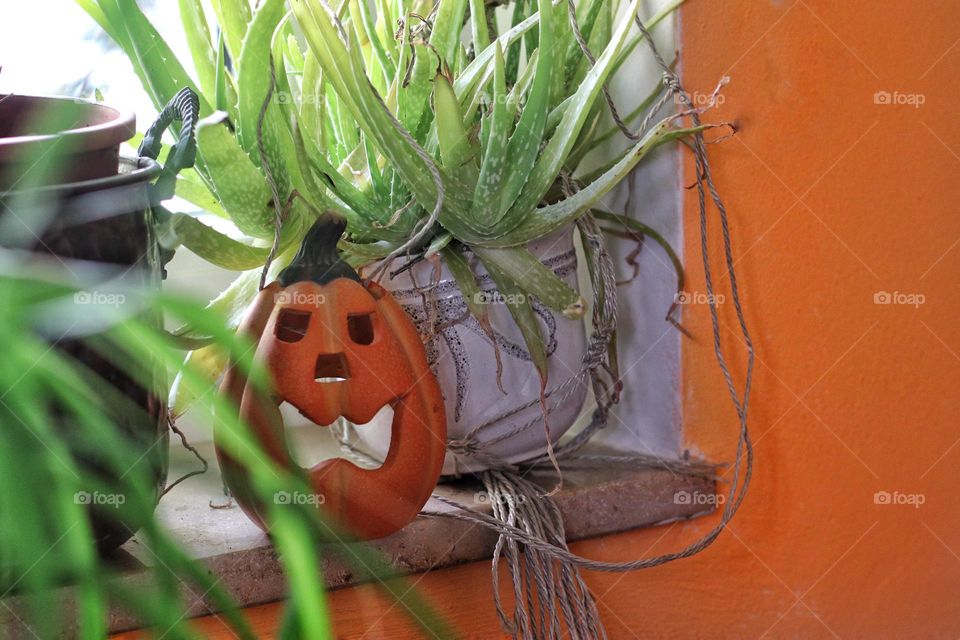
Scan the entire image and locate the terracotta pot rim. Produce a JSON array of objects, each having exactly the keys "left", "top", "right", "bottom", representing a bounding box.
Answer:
[{"left": 0, "top": 94, "right": 136, "bottom": 160}]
